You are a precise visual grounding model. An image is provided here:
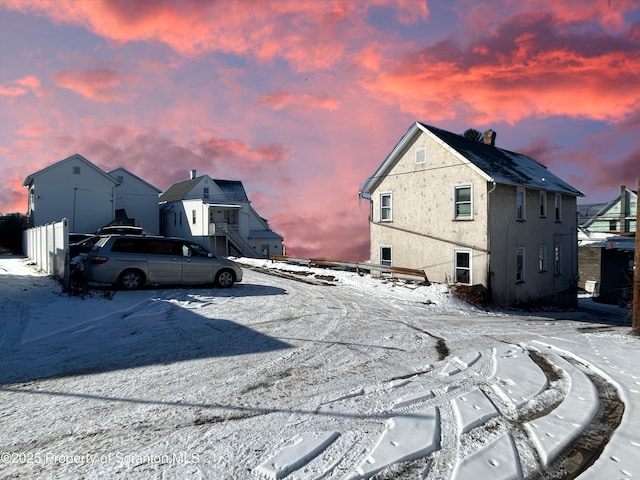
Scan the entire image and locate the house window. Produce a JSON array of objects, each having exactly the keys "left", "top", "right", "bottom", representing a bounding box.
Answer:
[
  {"left": 173, "top": 212, "right": 176, "bottom": 226},
  {"left": 454, "top": 249, "right": 471, "bottom": 284},
  {"left": 554, "top": 194, "right": 562, "bottom": 222},
  {"left": 415, "top": 147, "right": 426, "bottom": 164},
  {"left": 116, "top": 175, "right": 124, "bottom": 183},
  {"left": 516, "top": 188, "right": 526, "bottom": 221},
  {"left": 192, "top": 209, "right": 197, "bottom": 225},
  {"left": 516, "top": 247, "right": 525, "bottom": 283},
  {"left": 454, "top": 185, "right": 472, "bottom": 220},
  {"left": 609, "top": 219, "right": 618, "bottom": 231},
  {"left": 380, "top": 246, "right": 392, "bottom": 266},
  {"left": 380, "top": 192, "right": 392, "bottom": 221},
  {"left": 554, "top": 245, "right": 561, "bottom": 275},
  {"left": 539, "top": 245, "right": 547, "bottom": 272},
  {"left": 179, "top": 212, "right": 182, "bottom": 226},
  {"left": 539, "top": 192, "right": 547, "bottom": 217},
  {"left": 203, "top": 187, "right": 209, "bottom": 199},
  {"left": 73, "top": 166, "right": 81, "bottom": 175}
]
